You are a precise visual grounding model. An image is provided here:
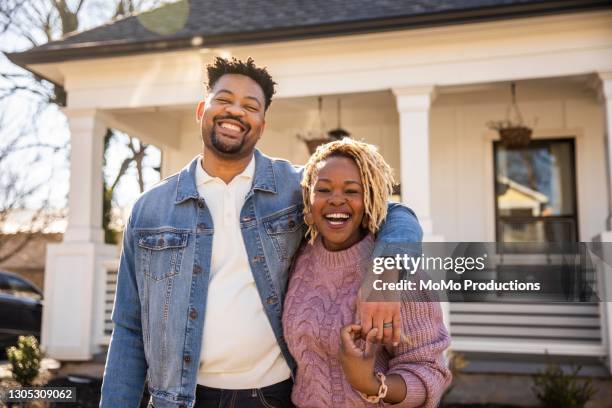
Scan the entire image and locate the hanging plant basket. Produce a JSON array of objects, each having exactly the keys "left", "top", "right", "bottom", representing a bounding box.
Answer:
[
  {"left": 487, "top": 120, "right": 533, "bottom": 148},
  {"left": 486, "top": 82, "right": 534, "bottom": 149},
  {"left": 499, "top": 126, "right": 533, "bottom": 148}
]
